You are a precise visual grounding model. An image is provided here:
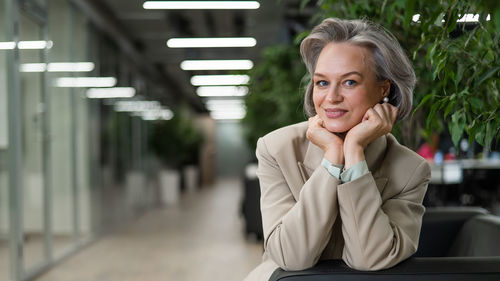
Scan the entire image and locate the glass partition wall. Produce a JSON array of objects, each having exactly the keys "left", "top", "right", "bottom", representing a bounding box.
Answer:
[
  {"left": 0, "top": 0, "right": 11, "bottom": 279},
  {"left": 19, "top": 7, "right": 49, "bottom": 273},
  {"left": 0, "top": 1, "right": 160, "bottom": 280}
]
